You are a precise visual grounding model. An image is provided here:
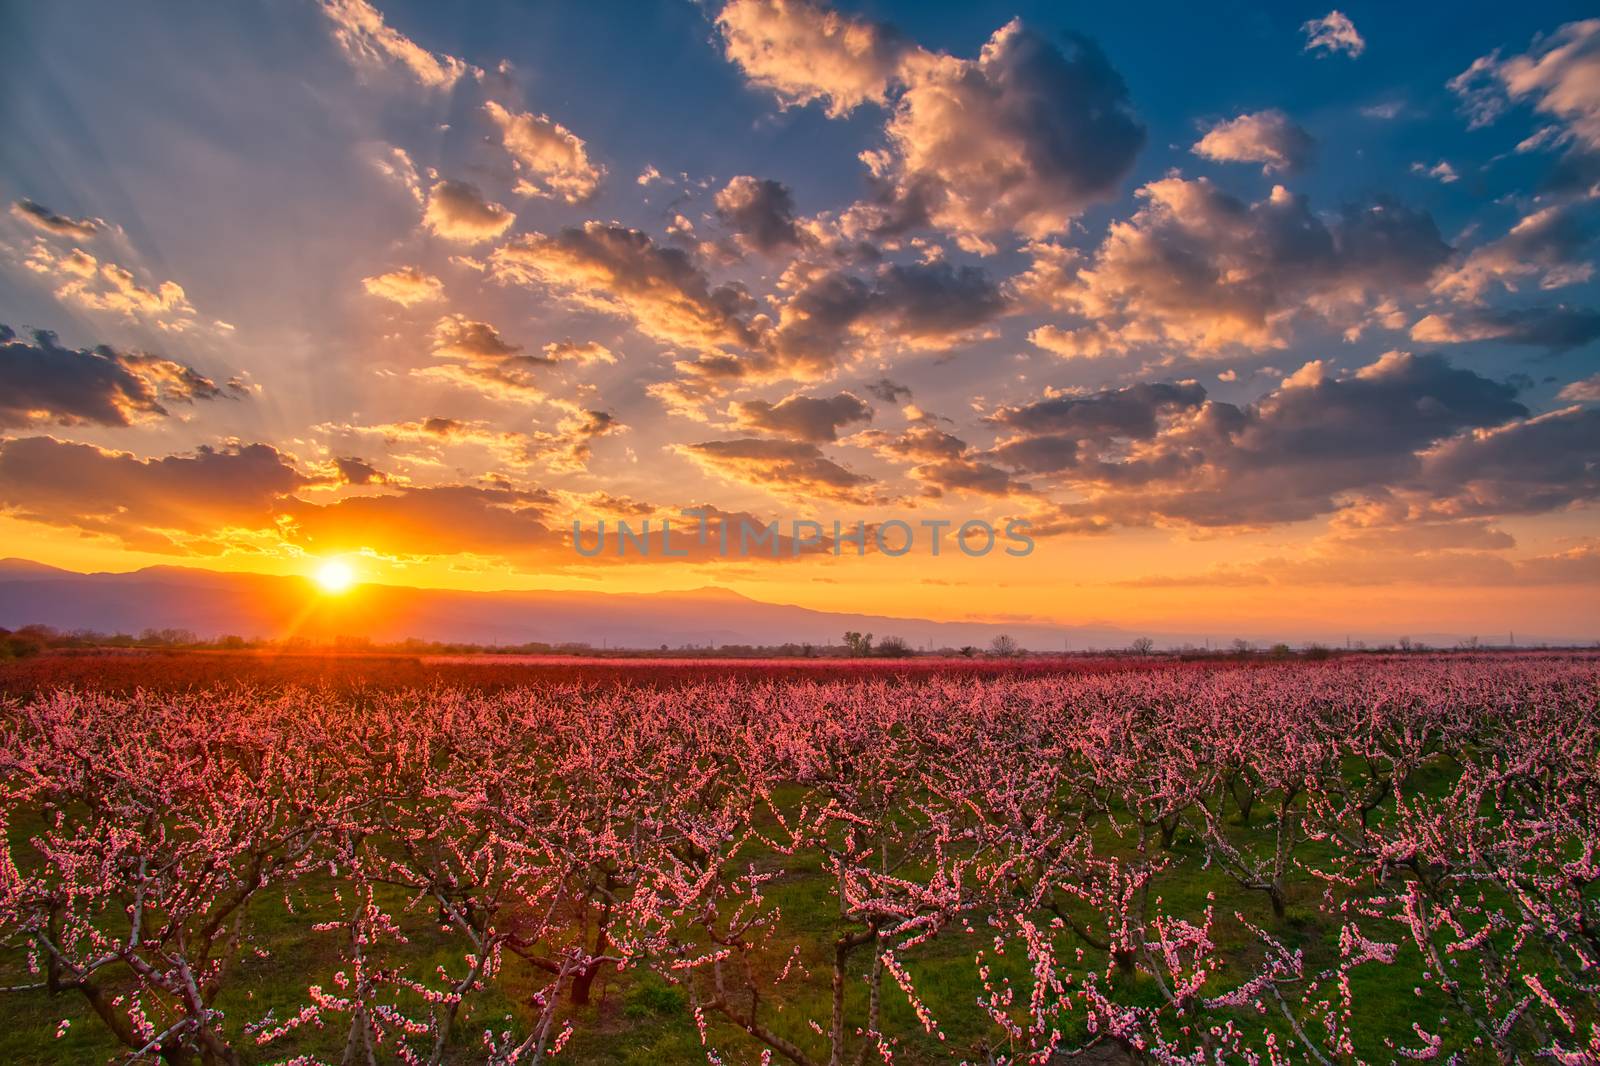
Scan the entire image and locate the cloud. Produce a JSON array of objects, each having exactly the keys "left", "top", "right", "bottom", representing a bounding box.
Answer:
[
  {"left": 733, "top": 391, "right": 872, "bottom": 442},
  {"left": 368, "top": 145, "right": 424, "bottom": 203},
  {"left": 869, "top": 19, "right": 1144, "bottom": 246},
  {"left": 1016, "top": 177, "right": 1449, "bottom": 353},
  {"left": 680, "top": 437, "right": 873, "bottom": 501},
  {"left": 1027, "top": 322, "right": 1137, "bottom": 361},
  {"left": 1193, "top": 110, "right": 1315, "bottom": 173},
  {"left": 1451, "top": 20, "right": 1600, "bottom": 149},
  {"left": 715, "top": 0, "right": 910, "bottom": 116},
  {"left": 548, "top": 408, "right": 622, "bottom": 472},
  {"left": 1410, "top": 160, "right": 1459, "bottom": 183},
  {"left": 0, "top": 437, "right": 630, "bottom": 565},
  {"left": 985, "top": 353, "right": 1532, "bottom": 528},
  {"left": 1410, "top": 305, "right": 1600, "bottom": 351},
  {"left": 1431, "top": 199, "right": 1598, "bottom": 302},
  {"left": 541, "top": 339, "right": 617, "bottom": 365},
  {"left": 854, "top": 420, "right": 967, "bottom": 463},
  {"left": 853, "top": 414, "right": 1028, "bottom": 498},
  {"left": 318, "top": 0, "right": 473, "bottom": 89},
  {"left": 986, "top": 382, "right": 1206, "bottom": 474},
  {"left": 284, "top": 484, "right": 562, "bottom": 559},
  {"left": 0, "top": 436, "right": 305, "bottom": 552},
  {"left": 989, "top": 382, "right": 1208, "bottom": 443},
  {"left": 430, "top": 314, "right": 532, "bottom": 364},
  {"left": 344, "top": 415, "right": 533, "bottom": 465},
  {"left": 1416, "top": 406, "right": 1600, "bottom": 516},
  {"left": 768, "top": 259, "right": 1006, "bottom": 374},
  {"left": 332, "top": 456, "right": 386, "bottom": 485},
  {"left": 905, "top": 457, "right": 1026, "bottom": 498},
  {"left": 361, "top": 265, "right": 444, "bottom": 306},
  {"left": 335, "top": 407, "right": 617, "bottom": 475},
  {"left": 862, "top": 377, "right": 912, "bottom": 403},
  {"left": 715, "top": 176, "right": 804, "bottom": 253},
  {"left": 0, "top": 324, "right": 233, "bottom": 429},
  {"left": 422, "top": 315, "right": 554, "bottom": 400},
  {"left": 1301, "top": 11, "right": 1365, "bottom": 58},
  {"left": 10, "top": 199, "right": 102, "bottom": 239},
  {"left": 483, "top": 100, "right": 605, "bottom": 203},
  {"left": 422, "top": 180, "right": 516, "bottom": 242},
  {"left": 492, "top": 223, "right": 759, "bottom": 353},
  {"left": 22, "top": 242, "right": 198, "bottom": 329},
  {"left": 1558, "top": 372, "right": 1600, "bottom": 402},
  {"left": 717, "top": 4, "right": 1143, "bottom": 247}
]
